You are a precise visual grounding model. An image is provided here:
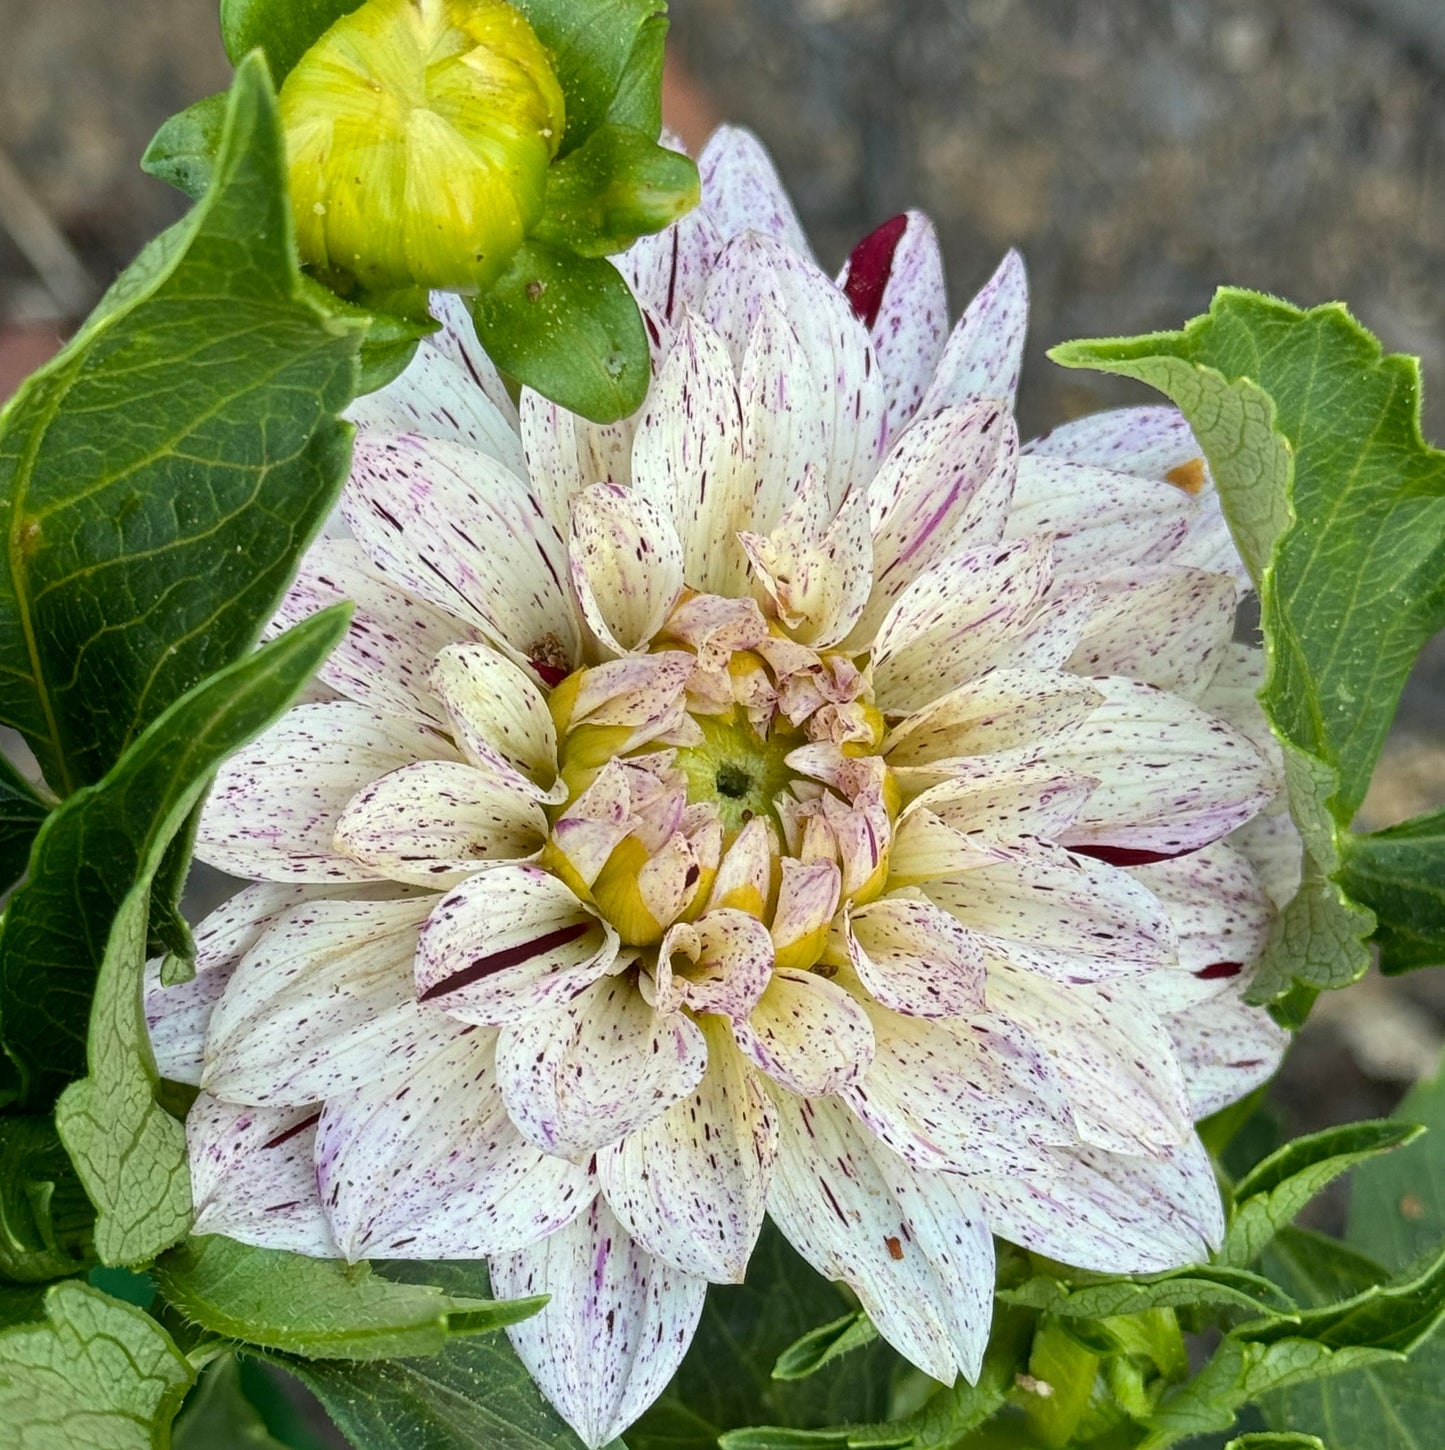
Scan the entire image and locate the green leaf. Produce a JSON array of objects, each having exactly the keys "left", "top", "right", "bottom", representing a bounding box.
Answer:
[
  {"left": 174, "top": 1354, "right": 291, "bottom": 1450},
  {"left": 472, "top": 242, "right": 651, "bottom": 423},
  {"left": 629, "top": 1222, "right": 907, "bottom": 1450},
  {"left": 140, "top": 93, "right": 228, "bottom": 202},
  {"left": 773, "top": 1312, "right": 881, "bottom": 1382},
  {"left": 220, "top": 0, "right": 362, "bottom": 80},
  {"left": 0, "top": 1115, "right": 94, "bottom": 1282},
  {"left": 0, "top": 54, "right": 362, "bottom": 797},
  {"left": 46, "top": 610, "right": 350, "bottom": 1263},
  {"left": 154, "top": 1235, "right": 539, "bottom": 1361},
  {"left": 1225, "top": 1436, "right": 1328, "bottom": 1449},
  {"left": 0, "top": 751, "right": 47, "bottom": 895},
  {"left": 511, "top": 0, "right": 666, "bottom": 153},
  {"left": 1219, "top": 1121, "right": 1422, "bottom": 1268},
  {"left": 1053, "top": 293, "right": 1445, "bottom": 1002},
  {"left": 999, "top": 1266, "right": 1296, "bottom": 1322},
  {"left": 1260, "top": 1227, "right": 1389, "bottom": 1307},
  {"left": 0, "top": 1279, "right": 194, "bottom": 1448},
  {"left": 536, "top": 124, "right": 700, "bottom": 258},
  {"left": 1339, "top": 808, "right": 1445, "bottom": 973},
  {"left": 606, "top": 12, "right": 668, "bottom": 134}
]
